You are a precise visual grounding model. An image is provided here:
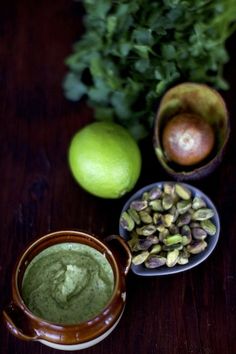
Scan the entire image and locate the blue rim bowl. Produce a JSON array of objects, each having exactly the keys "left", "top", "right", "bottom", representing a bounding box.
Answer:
[{"left": 119, "top": 182, "right": 220, "bottom": 276}]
